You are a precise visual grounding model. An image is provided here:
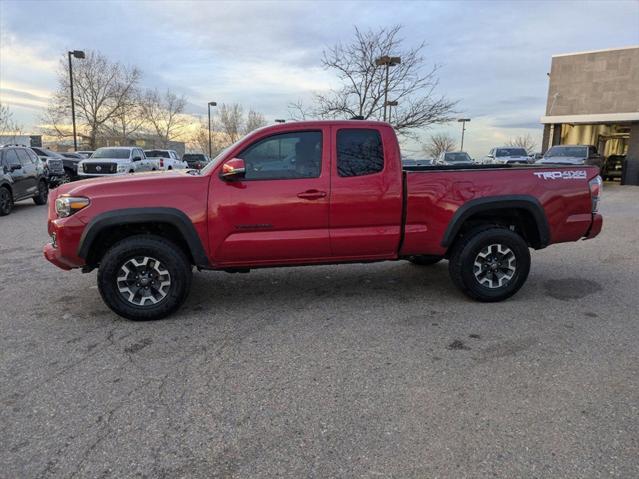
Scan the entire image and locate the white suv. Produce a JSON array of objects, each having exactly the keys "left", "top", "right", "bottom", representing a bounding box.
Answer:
[{"left": 78, "top": 147, "right": 154, "bottom": 177}]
